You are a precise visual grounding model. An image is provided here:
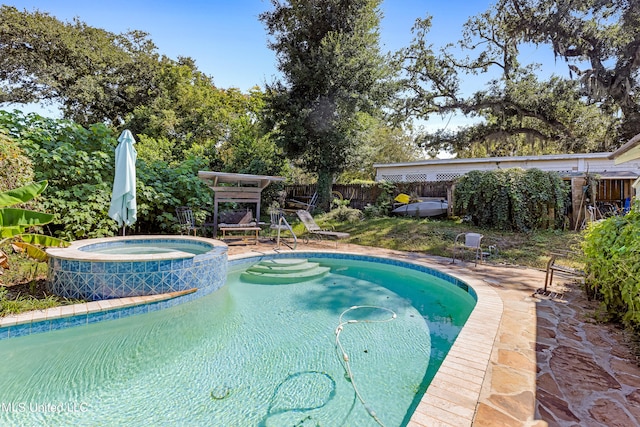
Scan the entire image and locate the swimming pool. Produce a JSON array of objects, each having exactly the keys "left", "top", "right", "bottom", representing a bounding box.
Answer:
[{"left": 0, "top": 254, "right": 476, "bottom": 426}]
